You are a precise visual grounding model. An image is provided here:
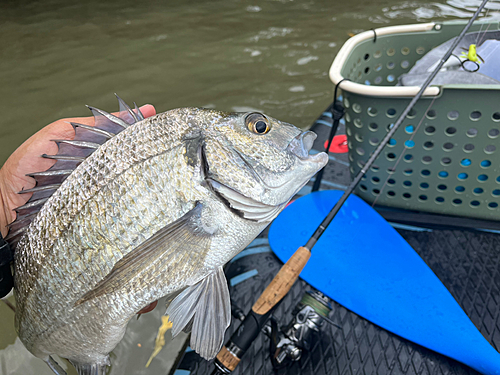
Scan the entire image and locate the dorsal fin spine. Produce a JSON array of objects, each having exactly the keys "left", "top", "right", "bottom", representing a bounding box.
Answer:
[{"left": 8, "top": 96, "right": 142, "bottom": 248}]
